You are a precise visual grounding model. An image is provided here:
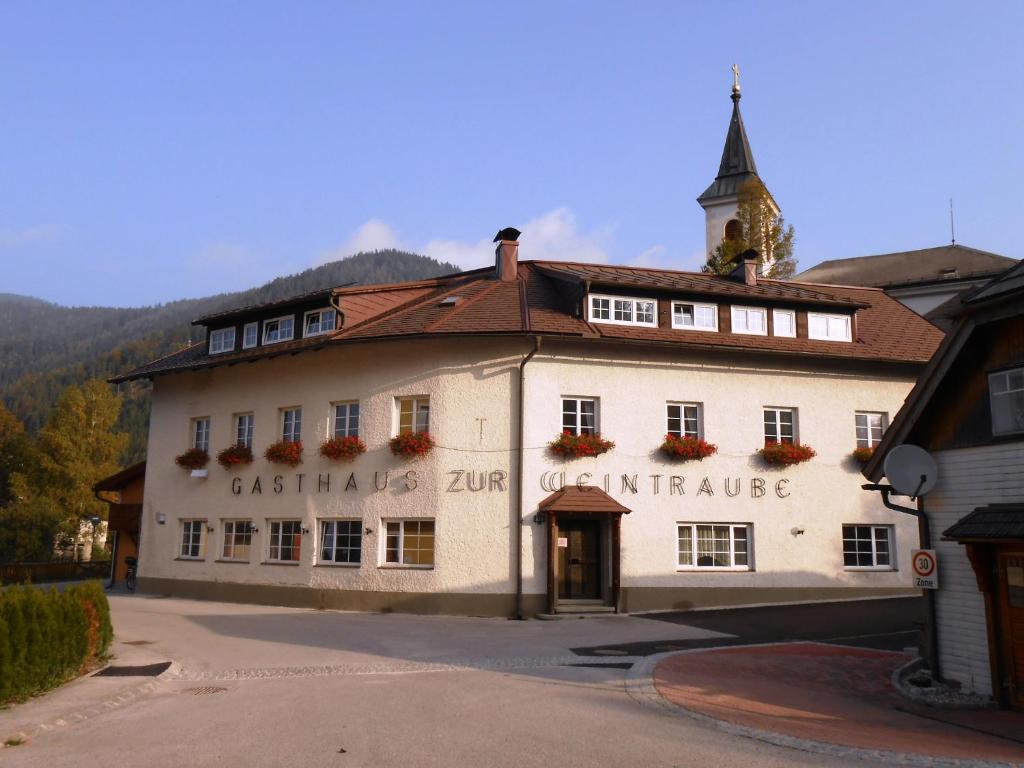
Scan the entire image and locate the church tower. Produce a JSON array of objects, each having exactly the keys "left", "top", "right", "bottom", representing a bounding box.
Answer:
[{"left": 697, "top": 66, "right": 779, "bottom": 274}]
